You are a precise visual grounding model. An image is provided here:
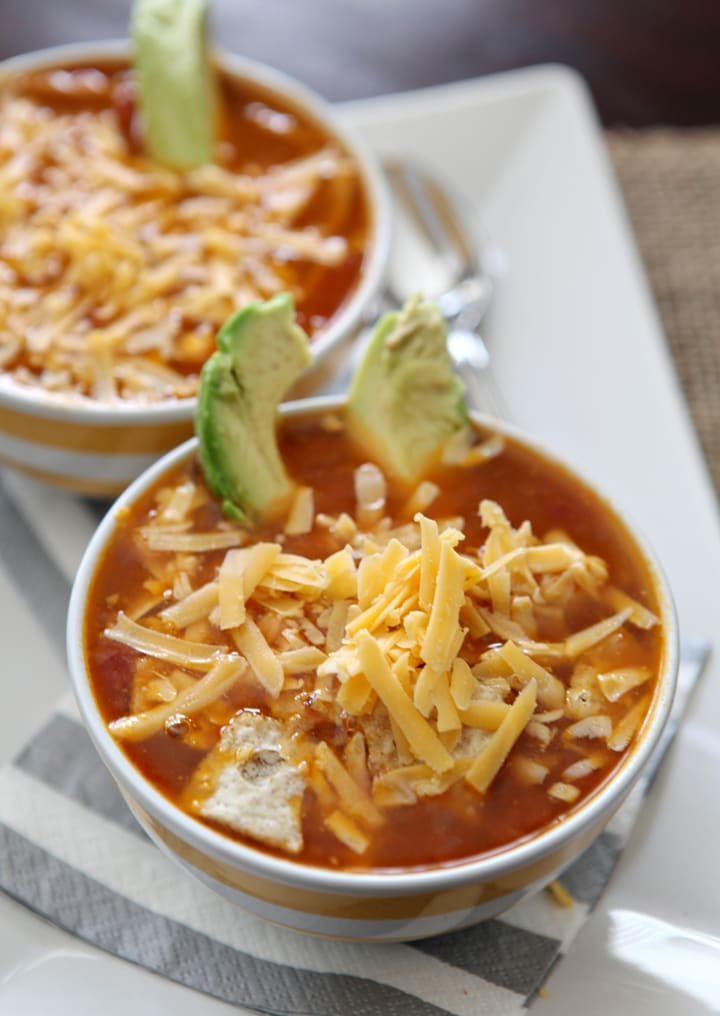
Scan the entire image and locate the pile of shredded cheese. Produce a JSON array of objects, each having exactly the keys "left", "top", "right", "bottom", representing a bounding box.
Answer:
[
  {"left": 0, "top": 90, "right": 356, "bottom": 402},
  {"left": 101, "top": 431, "right": 659, "bottom": 857}
]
